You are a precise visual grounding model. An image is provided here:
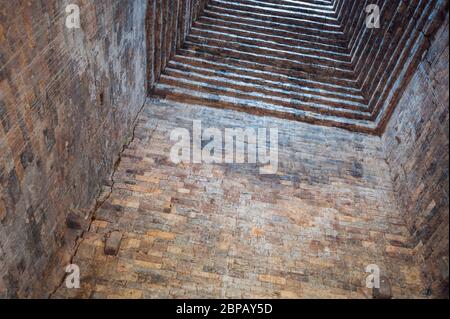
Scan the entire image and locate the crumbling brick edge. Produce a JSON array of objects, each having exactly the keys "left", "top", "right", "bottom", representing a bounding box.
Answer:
[{"left": 48, "top": 98, "right": 151, "bottom": 299}]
